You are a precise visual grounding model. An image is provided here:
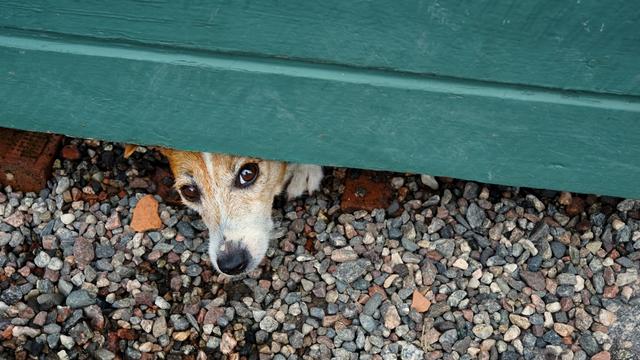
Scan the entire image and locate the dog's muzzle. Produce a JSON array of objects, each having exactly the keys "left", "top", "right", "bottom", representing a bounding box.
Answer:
[{"left": 215, "top": 241, "right": 251, "bottom": 276}]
